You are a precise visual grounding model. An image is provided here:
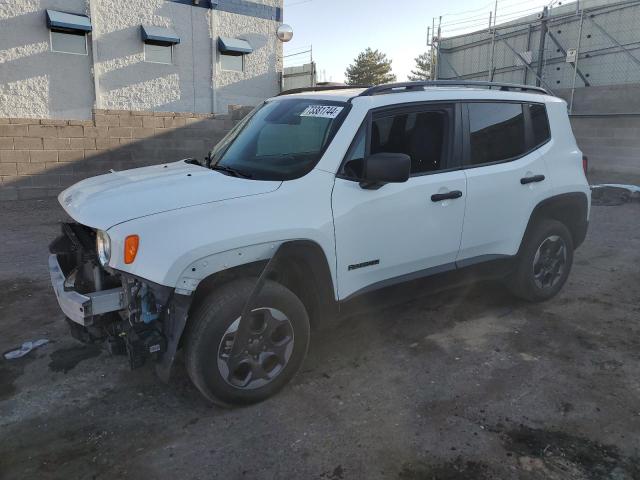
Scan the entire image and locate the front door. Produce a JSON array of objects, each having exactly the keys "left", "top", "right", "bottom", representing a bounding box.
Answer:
[{"left": 332, "top": 103, "right": 466, "bottom": 300}]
